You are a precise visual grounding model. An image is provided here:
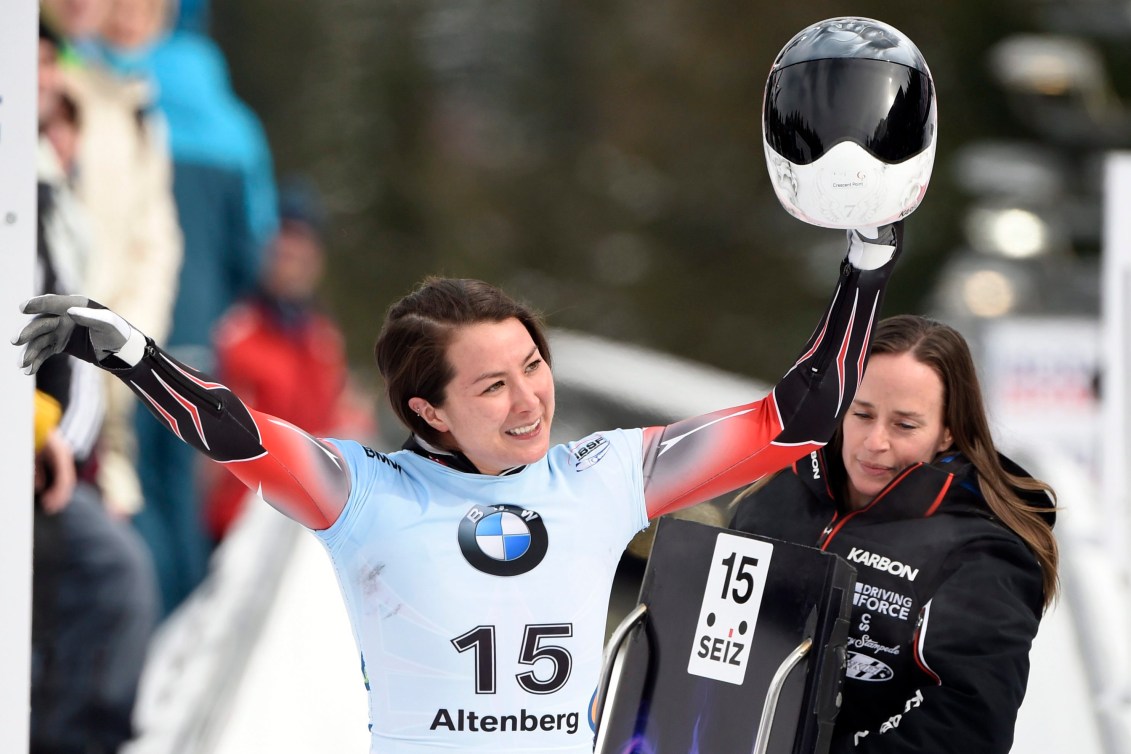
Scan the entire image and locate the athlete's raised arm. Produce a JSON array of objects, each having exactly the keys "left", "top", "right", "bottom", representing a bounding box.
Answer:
[
  {"left": 640, "top": 223, "right": 902, "bottom": 519},
  {"left": 14, "top": 295, "right": 350, "bottom": 530}
]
